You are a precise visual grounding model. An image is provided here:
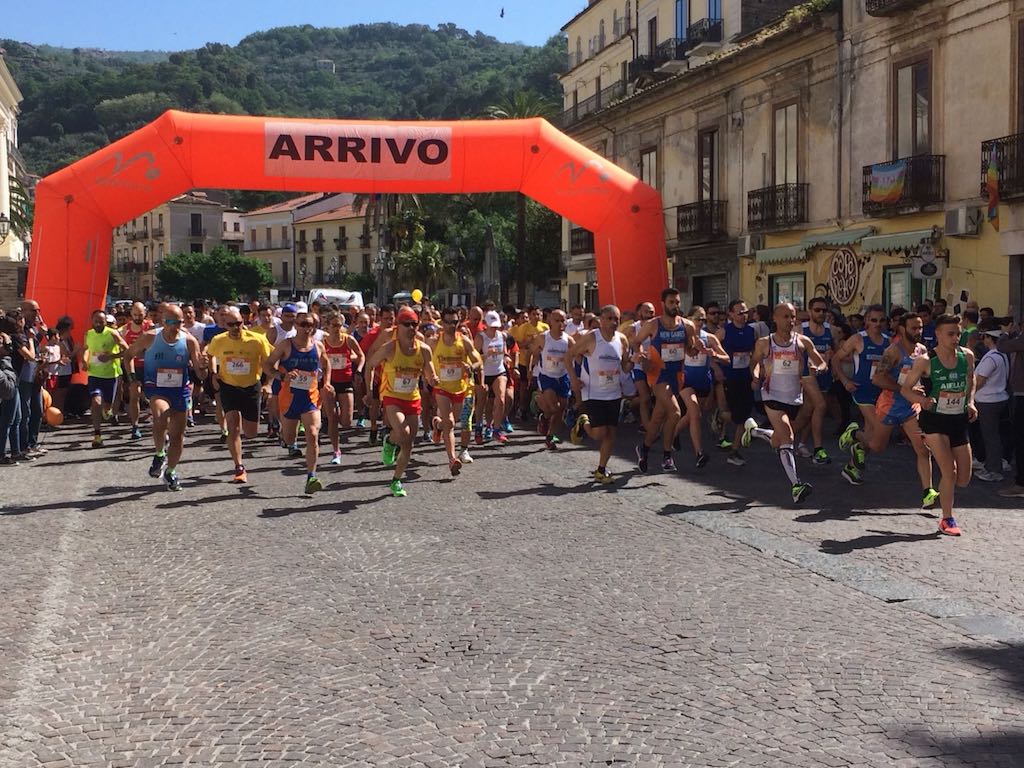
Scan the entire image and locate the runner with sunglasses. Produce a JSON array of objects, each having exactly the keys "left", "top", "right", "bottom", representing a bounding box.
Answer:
[
  {"left": 321, "top": 310, "right": 365, "bottom": 466},
  {"left": 204, "top": 307, "right": 273, "bottom": 484},
  {"left": 263, "top": 312, "right": 333, "bottom": 495},
  {"left": 796, "top": 297, "right": 834, "bottom": 465},
  {"left": 674, "top": 306, "right": 730, "bottom": 469},
  {"left": 530, "top": 309, "right": 575, "bottom": 450},
  {"left": 365, "top": 306, "right": 439, "bottom": 497},
  {"left": 428, "top": 307, "right": 482, "bottom": 475}
]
